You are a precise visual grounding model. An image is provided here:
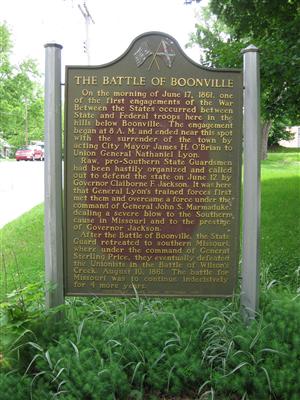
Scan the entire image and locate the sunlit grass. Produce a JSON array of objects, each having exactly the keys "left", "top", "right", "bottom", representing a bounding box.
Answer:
[
  {"left": 261, "top": 150, "right": 300, "bottom": 179},
  {"left": 260, "top": 149, "right": 300, "bottom": 286},
  {"left": 0, "top": 204, "right": 45, "bottom": 298}
]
